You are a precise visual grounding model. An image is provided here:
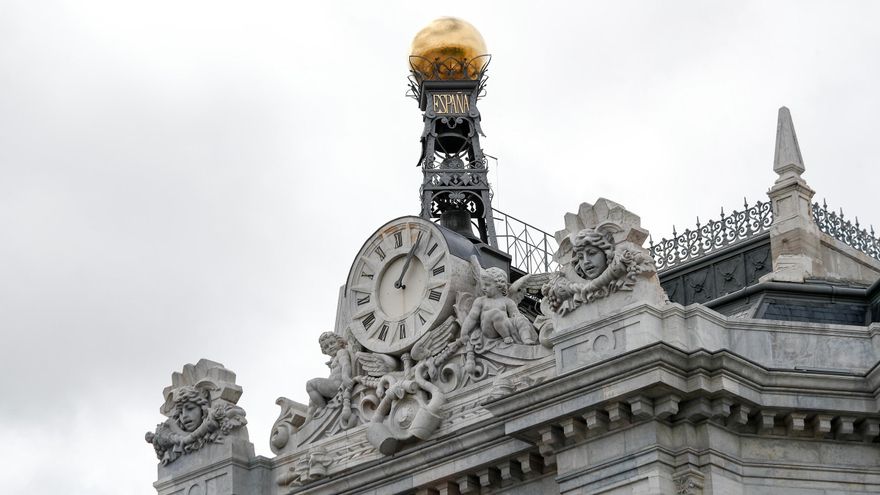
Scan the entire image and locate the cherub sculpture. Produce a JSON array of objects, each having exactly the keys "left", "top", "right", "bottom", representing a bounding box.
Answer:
[
  {"left": 458, "top": 256, "right": 538, "bottom": 345},
  {"left": 305, "top": 332, "right": 354, "bottom": 420}
]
